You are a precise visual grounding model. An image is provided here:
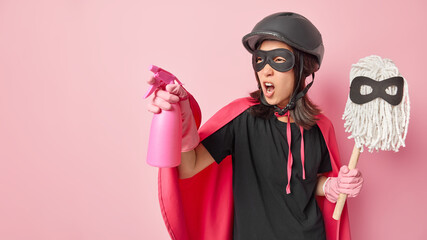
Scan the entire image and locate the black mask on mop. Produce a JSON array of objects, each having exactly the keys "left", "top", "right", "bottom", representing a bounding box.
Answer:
[{"left": 349, "top": 76, "right": 404, "bottom": 106}]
